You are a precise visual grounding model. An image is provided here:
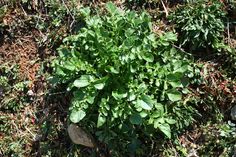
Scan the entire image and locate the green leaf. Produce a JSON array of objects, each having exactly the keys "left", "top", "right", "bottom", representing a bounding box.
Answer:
[
  {"left": 167, "top": 73, "right": 183, "bottom": 81},
  {"left": 112, "top": 90, "right": 127, "bottom": 100},
  {"left": 94, "top": 83, "right": 105, "bottom": 90},
  {"left": 73, "top": 90, "right": 86, "bottom": 101},
  {"left": 164, "top": 32, "right": 177, "bottom": 42},
  {"left": 155, "top": 117, "right": 165, "bottom": 124},
  {"left": 169, "top": 81, "right": 182, "bottom": 88},
  {"left": 64, "top": 62, "right": 76, "bottom": 71},
  {"left": 80, "top": 7, "right": 90, "bottom": 17},
  {"left": 74, "top": 75, "right": 92, "bottom": 88},
  {"left": 167, "top": 90, "right": 182, "bottom": 102},
  {"left": 140, "top": 111, "right": 148, "bottom": 118},
  {"left": 137, "top": 95, "right": 153, "bottom": 110},
  {"left": 147, "top": 34, "right": 156, "bottom": 42},
  {"left": 106, "top": 2, "right": 119, "bottom": 14},
  {"left": 97, "top": 114, "right": 106, "bottom": 127},
  {"left": 70, "top": 110, "right": 86, "bottom": 123},
  {"left": 87, "top": 94, "right": 96, "bottom": 104},
  {"left": 106, "top": 66, "right": 119, "bottom": 74},
  {"left": 159, "top": 123, "right": 171, "bottom": 138},
  {"left": 130, "top": 113, "right": 142, "bottom": 125},
  {"left": 152, "top": 111, "right": 162, "bottom": 118},
  {"left": 155, "top": 103, "right": 164, "bottom": 115},
  {"left": 128, "top": 92, "right": 136, "bottom": 101},
  {"left": 93, "top": 77, "right": 108, "bottom": 90},
  {"left": 166, "top": 118, "right": 176, "bottom": 124},
  {"left": 143, "top": 52, "right": 154, "bottom": 62}
]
